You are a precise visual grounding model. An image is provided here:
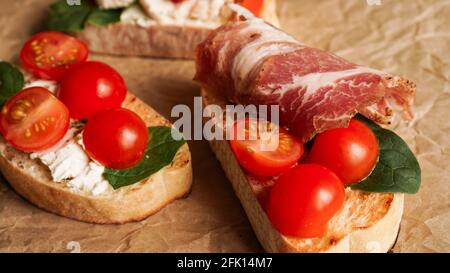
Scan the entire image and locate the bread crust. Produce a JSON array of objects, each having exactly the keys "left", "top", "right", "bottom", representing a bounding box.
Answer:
[
  {"left": 77, "top": 23, "right": 212, "bottom": 59},
  {"left": 201, "top": 87, "right": 404, "bottom": 253},
  {"left": 0, "top": 93, "right": 193, "bottom": 224},
  {"left": 76, "top": 0, "right": 279, "bottom": 59}
]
